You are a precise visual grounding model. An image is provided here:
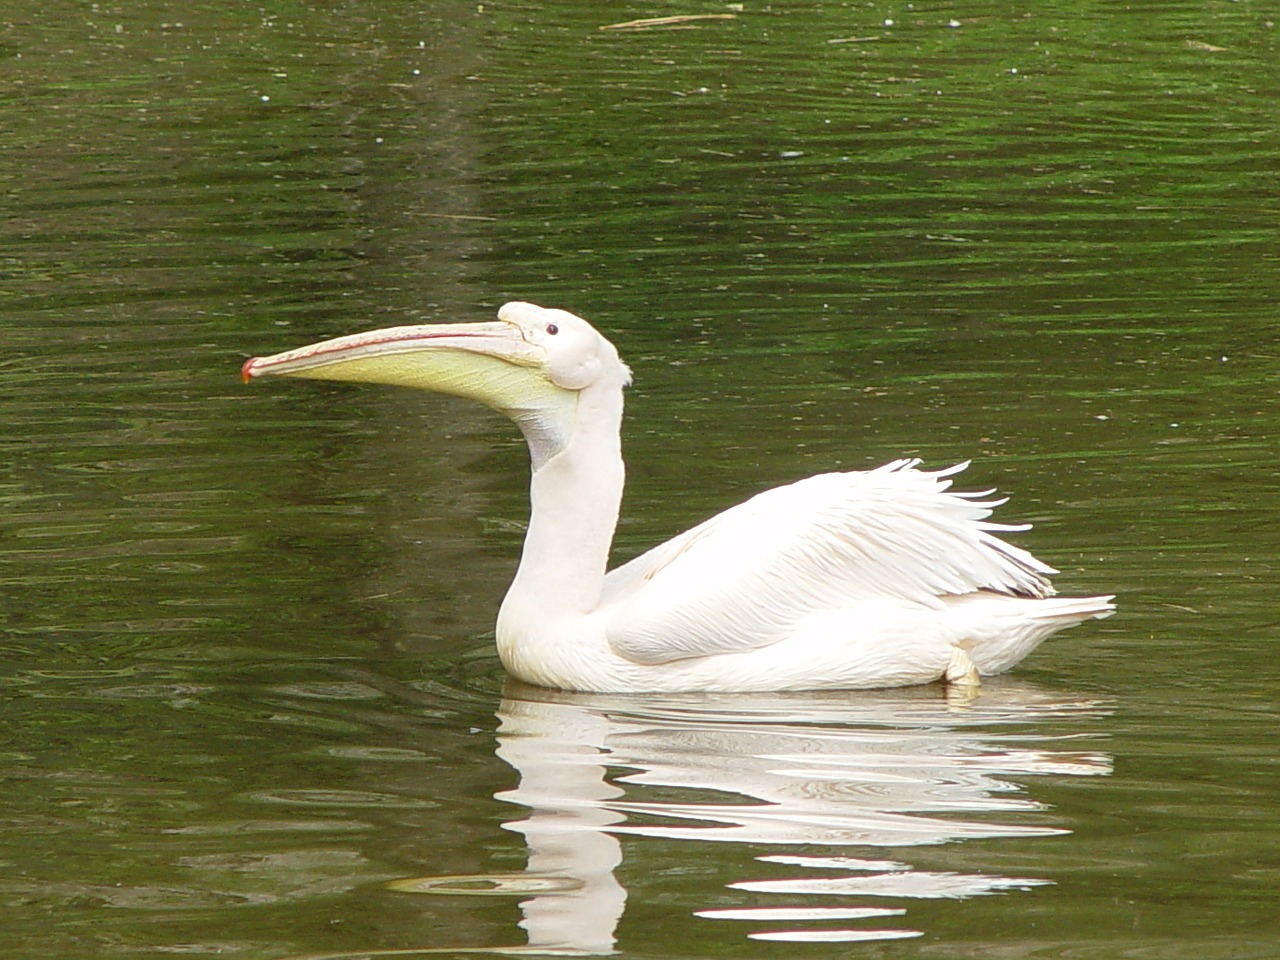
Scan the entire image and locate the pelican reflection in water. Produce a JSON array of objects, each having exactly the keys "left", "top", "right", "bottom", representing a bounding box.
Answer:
[
  {"left": 386, "top": 681, "right": 1112, "bottom": 950},
  {"left": 243, "top": 302, "right": 1113, "bottom": 693}
]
